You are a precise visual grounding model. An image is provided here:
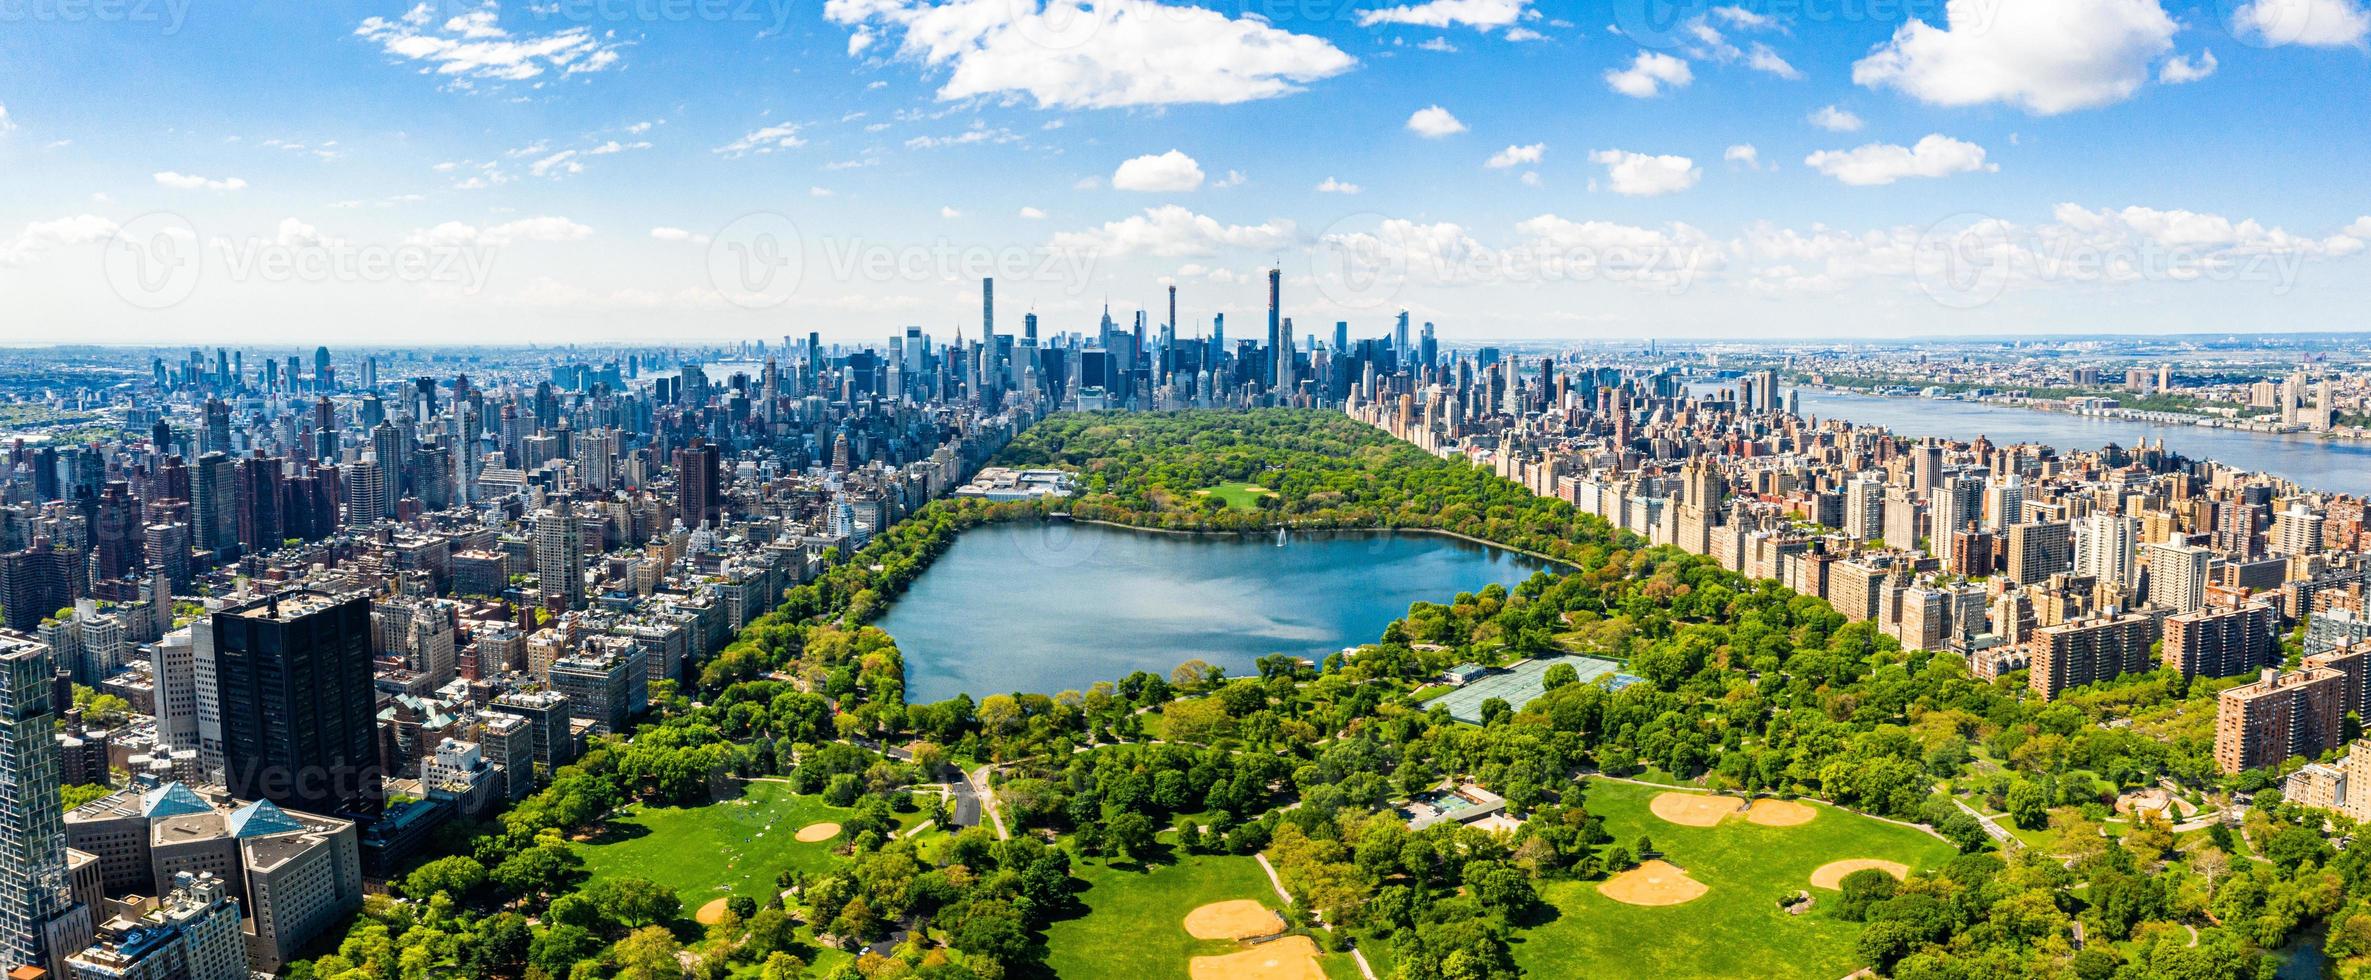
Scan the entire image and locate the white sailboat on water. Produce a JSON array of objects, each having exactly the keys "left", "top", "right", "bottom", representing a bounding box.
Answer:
[{"left": 1276, "top": 527, "right": 1287, "bottom": 547}]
